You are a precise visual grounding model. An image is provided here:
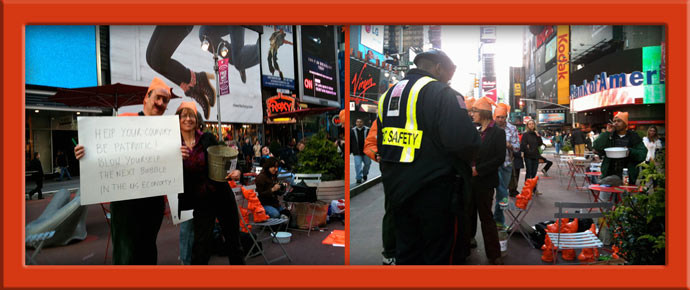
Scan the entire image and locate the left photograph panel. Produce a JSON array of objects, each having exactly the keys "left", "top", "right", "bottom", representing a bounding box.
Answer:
[{"left": 24, "top": 25, "right": 346, "bottom": 265}]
